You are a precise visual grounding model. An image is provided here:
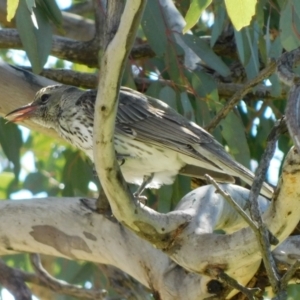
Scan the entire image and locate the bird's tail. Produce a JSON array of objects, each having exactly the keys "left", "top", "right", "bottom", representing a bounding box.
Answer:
[{"left": 192, "top": 144, "right": 274, "bottom": 199}]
